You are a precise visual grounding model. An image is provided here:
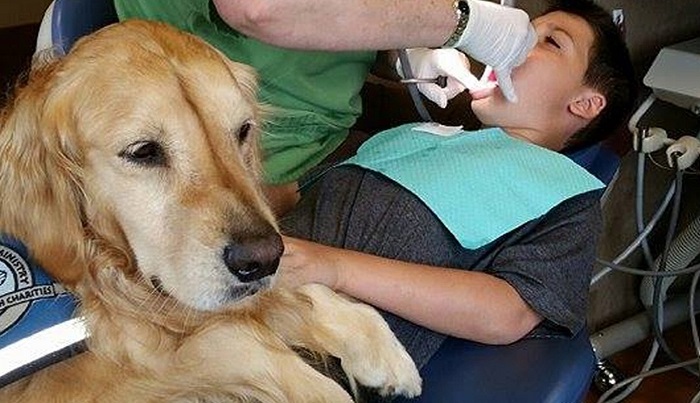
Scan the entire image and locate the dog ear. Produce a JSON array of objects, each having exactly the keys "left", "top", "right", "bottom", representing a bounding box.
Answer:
[
  {"left": 224, "top": 59, "right": 259, "bottom": 109},
  {"left": 0, "top": 59, "right": 90, "bottom": 287},
  {"left": 220, "top": 57, "right": 268, "bottom": 180}
]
